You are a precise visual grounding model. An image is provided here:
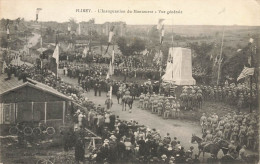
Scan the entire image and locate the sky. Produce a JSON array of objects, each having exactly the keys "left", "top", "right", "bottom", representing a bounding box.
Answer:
[{"left": 0, "top": 0, "right": 260, "bottom": 26}]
